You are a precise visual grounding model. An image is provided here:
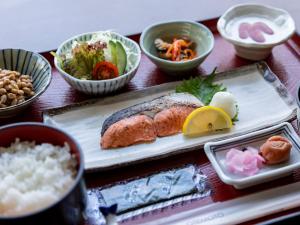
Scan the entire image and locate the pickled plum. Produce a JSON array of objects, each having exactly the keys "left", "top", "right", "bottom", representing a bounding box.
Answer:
[{"left": 260, "top": 136, "right": 292, "bottom": 165}]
